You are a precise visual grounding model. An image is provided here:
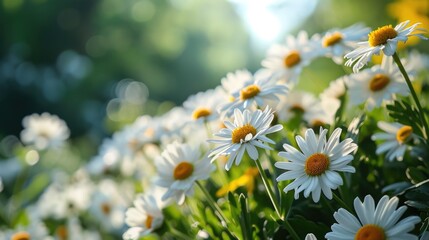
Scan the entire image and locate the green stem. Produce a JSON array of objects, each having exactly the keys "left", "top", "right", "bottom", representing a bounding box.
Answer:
[
  {"left": 392, "top": 53, "right": 429, "bottom": 140},
  {"left": 196, "top": 181, "right": 229, "bottom": 225},
  {"left": 333, "top": 192, "right": 352, "bottom": 212},
  {"left": 284, "top": 219, "right": 300, "bottom": 240},
  {"left": 255, "top": 159, "right": 300, "bottom": 240},
  {"left": 166, "top": 222, "right": 192, "bottom": 240},
  {"left": 254, "top": 158, "right": 282, "bottom": 220}
]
